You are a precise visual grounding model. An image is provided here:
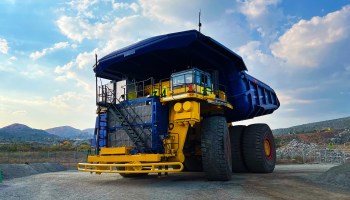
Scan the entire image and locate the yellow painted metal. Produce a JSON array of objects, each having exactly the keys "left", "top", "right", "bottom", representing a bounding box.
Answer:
[
  {"left": 87, "top": 154, "right": 163, "bottom": 163},
  {"left": 173, "top": 101, "right": 200, "bottom": 126},
  {"left": 77, "top": 162, "right": 184, "bottom": 174},
  {"left": 174, "top": 102, "right": 183, "bottom": 112},
  {"left": 206, "top": 99, "right": 233, "bottom": 109},
  {"left": 127, "top": 84, "right": 137, "bottom": 100},
  {"left": 167, "top": 123, "right": 188, "bottom": 162},
  {"left": 158, "top": 80, "right": 170, "bottom": 97},
  {"left": 182, "top": 101, "right": 192, "bottom": 111},
  {"left": 214, "top": 90, "right": 227, "bottom": 101},
  {"left": 264, "top": 139, "right": 271, "bottom": 157},
  {"left": 165, "top": 101, "right": 199, "bottom": 162},
  {"left": 160, "top": 92, "right": 233, "bottom": 109},
  {"left": 126, "top": 161, "right": 142, "bottom": 171},
  {"left": 145, "top": 81, "right": 170, "bottom": 97},
  {"left": 96, "top": 107, "right": 107, "bottom": 114},
  {"left": 197, "top": 85, "right": 212, "bottom": 95},
  {"left": 100, "top": 147, "right": 134, "bottom": 155}
]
